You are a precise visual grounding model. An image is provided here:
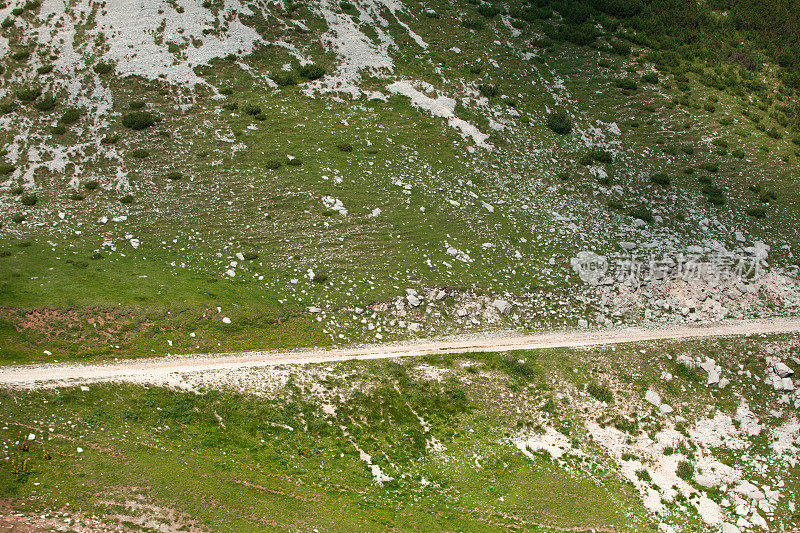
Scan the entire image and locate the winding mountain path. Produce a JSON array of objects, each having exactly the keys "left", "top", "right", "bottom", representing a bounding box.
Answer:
[{"left": 2, "top": 318, "right": 799, "bottom": 388}]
